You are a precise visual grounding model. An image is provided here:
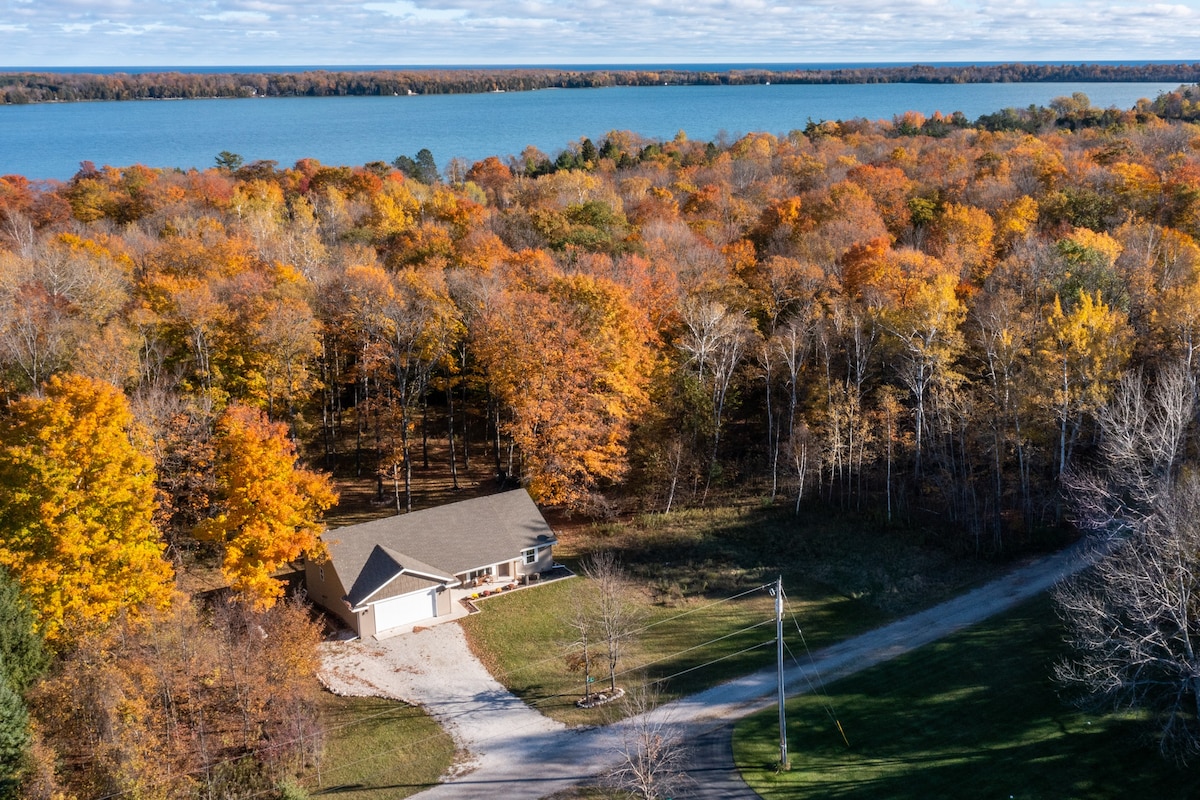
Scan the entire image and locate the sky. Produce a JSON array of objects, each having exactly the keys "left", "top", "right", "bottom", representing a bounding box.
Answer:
[{"left": 1, "top": 0, "right": 1199, "bottom": 68}]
